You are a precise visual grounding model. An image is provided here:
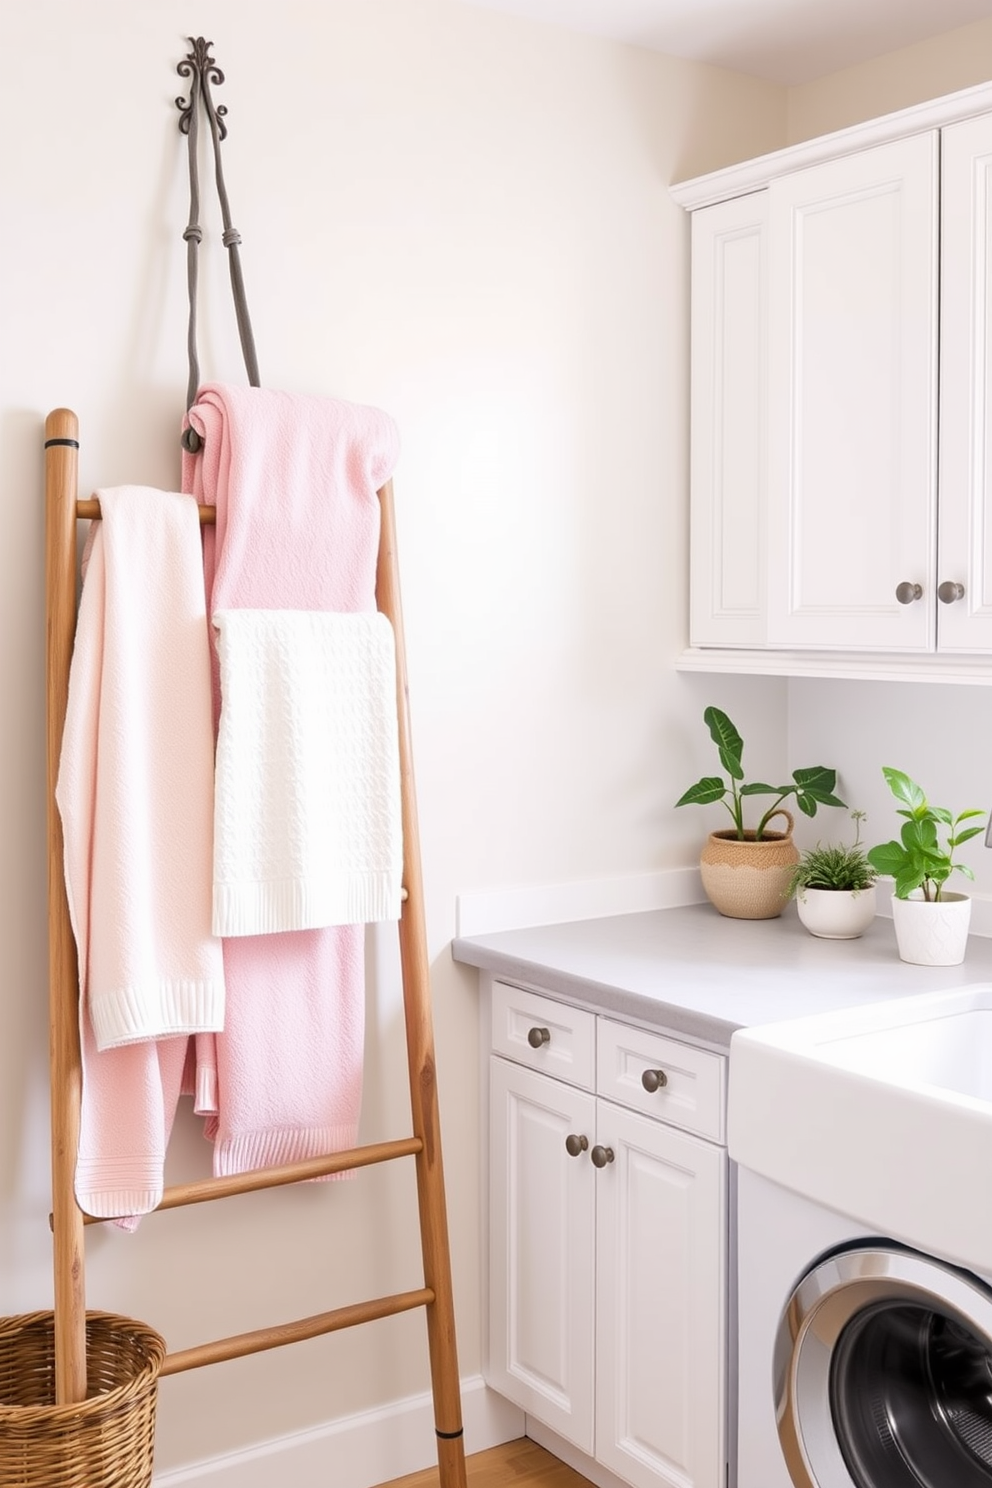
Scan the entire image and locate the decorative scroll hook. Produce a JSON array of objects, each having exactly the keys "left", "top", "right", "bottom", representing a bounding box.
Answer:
[{"left": 176, "top": 37, "right": 228, "bottom": 140}]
